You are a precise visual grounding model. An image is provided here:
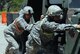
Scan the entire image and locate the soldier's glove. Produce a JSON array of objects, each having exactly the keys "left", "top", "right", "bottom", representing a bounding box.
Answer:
[
  {"left": 75, "top": 24, "right": 80, "bottom": 32},
  {"left": 76, "top": 24, "right": 80, "bottom": 29}
]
